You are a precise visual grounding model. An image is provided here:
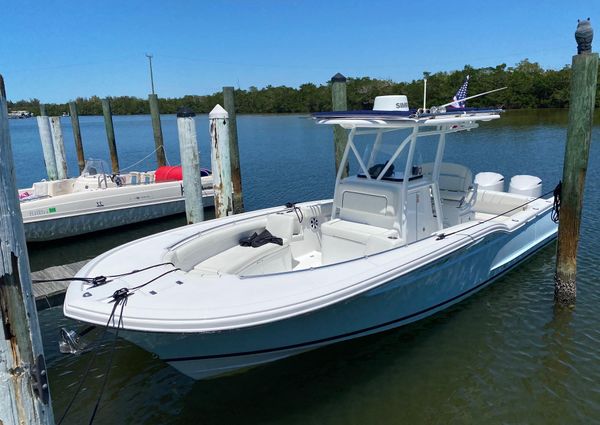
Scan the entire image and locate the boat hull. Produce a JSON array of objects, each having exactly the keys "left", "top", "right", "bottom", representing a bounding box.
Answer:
[
  {"left": 120, "top": 211, "right": 556, "bottom": 379},
  {"left": 23, "top": 195, "right": 214, "bottom": 242}
]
